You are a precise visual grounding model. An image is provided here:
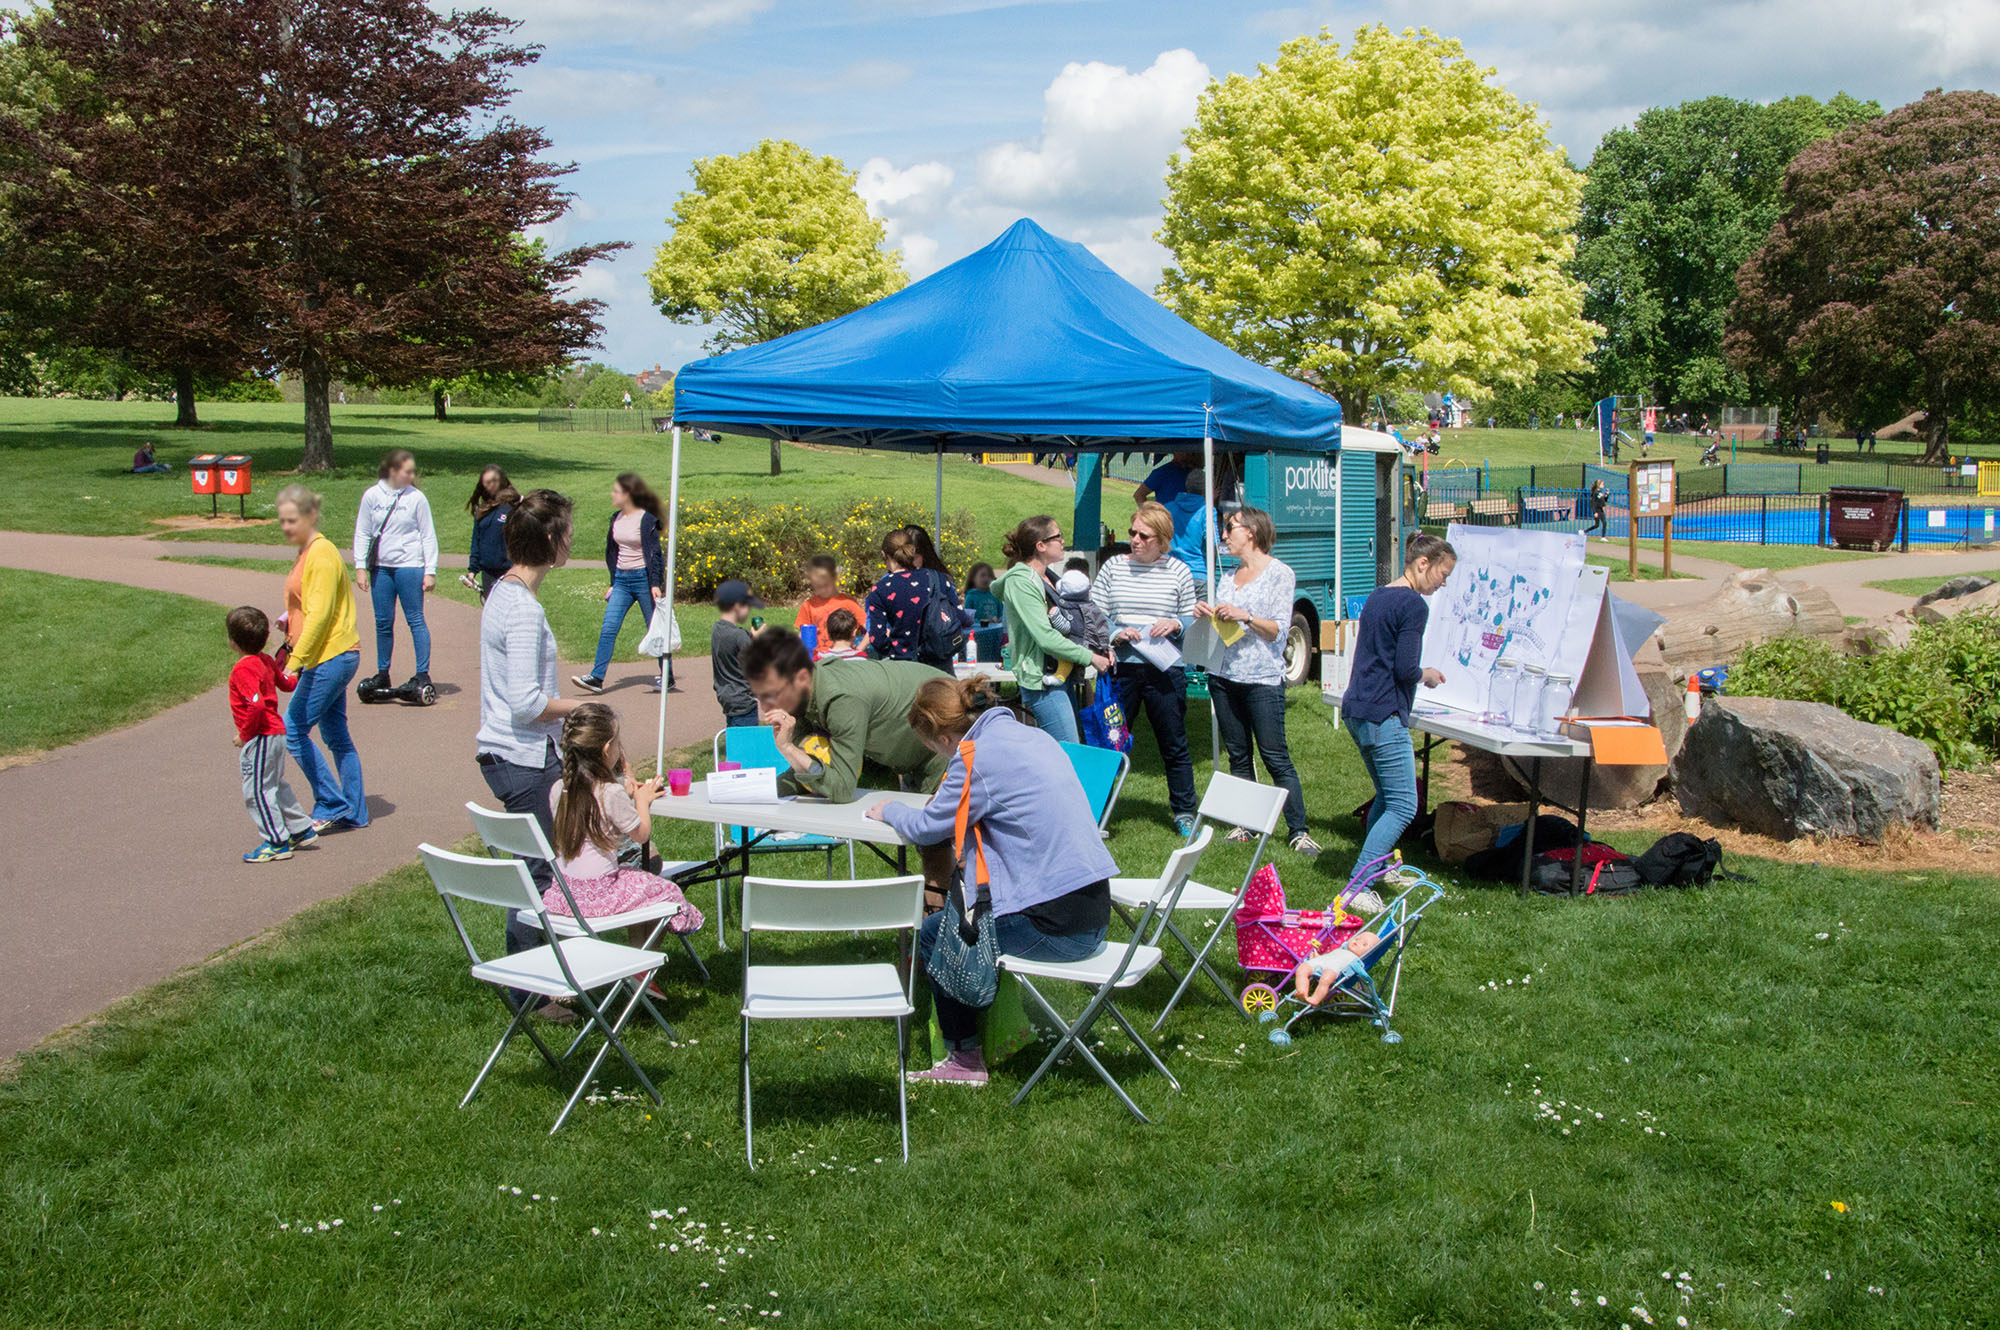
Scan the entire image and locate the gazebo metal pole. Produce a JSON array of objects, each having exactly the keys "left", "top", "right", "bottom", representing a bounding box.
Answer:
[
  {"left": 657, "top": 424, "right": 683, "bottom": 776},
  {"left": 1205, "top": 408, "right": 1220, "bottom": 771},
  {"left": 935, "top": 439, "right": 945, "bottom": 542}
]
